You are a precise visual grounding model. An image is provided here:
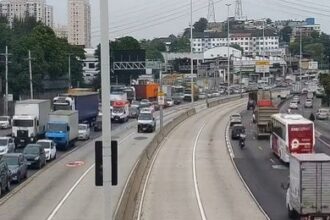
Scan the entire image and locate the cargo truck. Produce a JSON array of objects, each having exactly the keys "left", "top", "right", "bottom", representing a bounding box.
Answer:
[
  {"left": 134, "top": 83, "right": 159, "bottom": 101},
  {"left": 46, "top": 110, "right": 78, "bottom": 150},
  {"left": 286, "top": 153, "right": 330, "bottom": 219},
  {"left": 53, "top": 91, "right": 99, "bottom": 125},
  {"left": 12, "top": 99, "right": 51, "bottom": 147}
]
